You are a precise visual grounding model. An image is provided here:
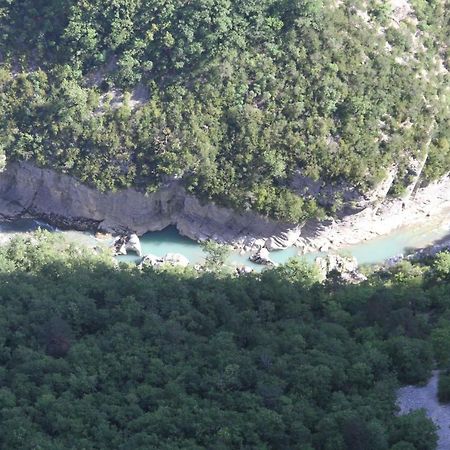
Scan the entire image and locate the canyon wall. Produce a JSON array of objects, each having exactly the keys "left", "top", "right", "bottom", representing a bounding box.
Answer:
[
  {"left": 0, "top": 162, "right": 299, "bottom": 250},
  {"left": 0, "top": 161, "right": 449, "bottom": 253}
]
